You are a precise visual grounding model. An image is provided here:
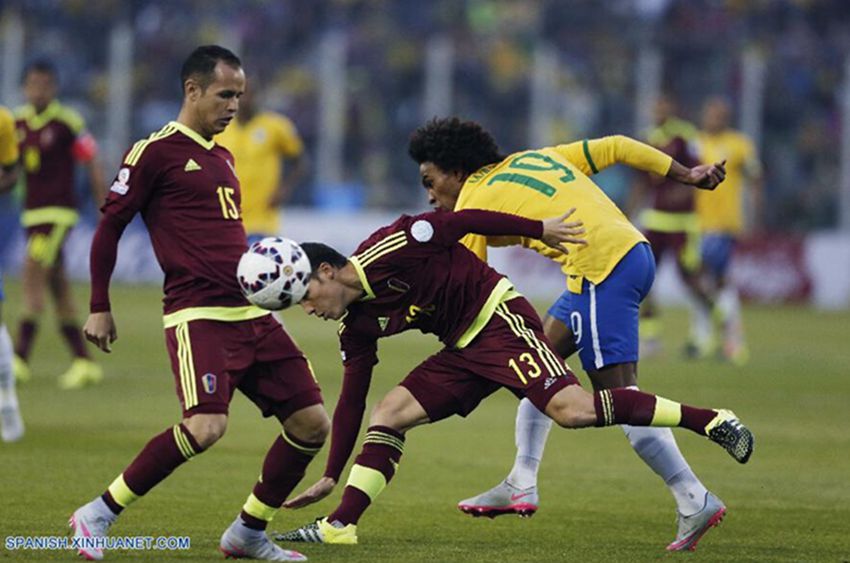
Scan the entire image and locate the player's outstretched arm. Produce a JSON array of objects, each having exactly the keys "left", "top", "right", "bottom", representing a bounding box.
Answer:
[
  {"left": 283, "top": 476, "right": 336, "bottom": 509},
  {"left": 667, "top": 159, "right": 727, "bottom": 190}
]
